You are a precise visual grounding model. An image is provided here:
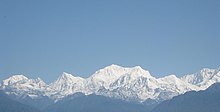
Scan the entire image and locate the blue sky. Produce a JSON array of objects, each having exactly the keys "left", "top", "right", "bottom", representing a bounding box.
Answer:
[{"left": 0, "top": 0, "right": 220, "bottom": 83}]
